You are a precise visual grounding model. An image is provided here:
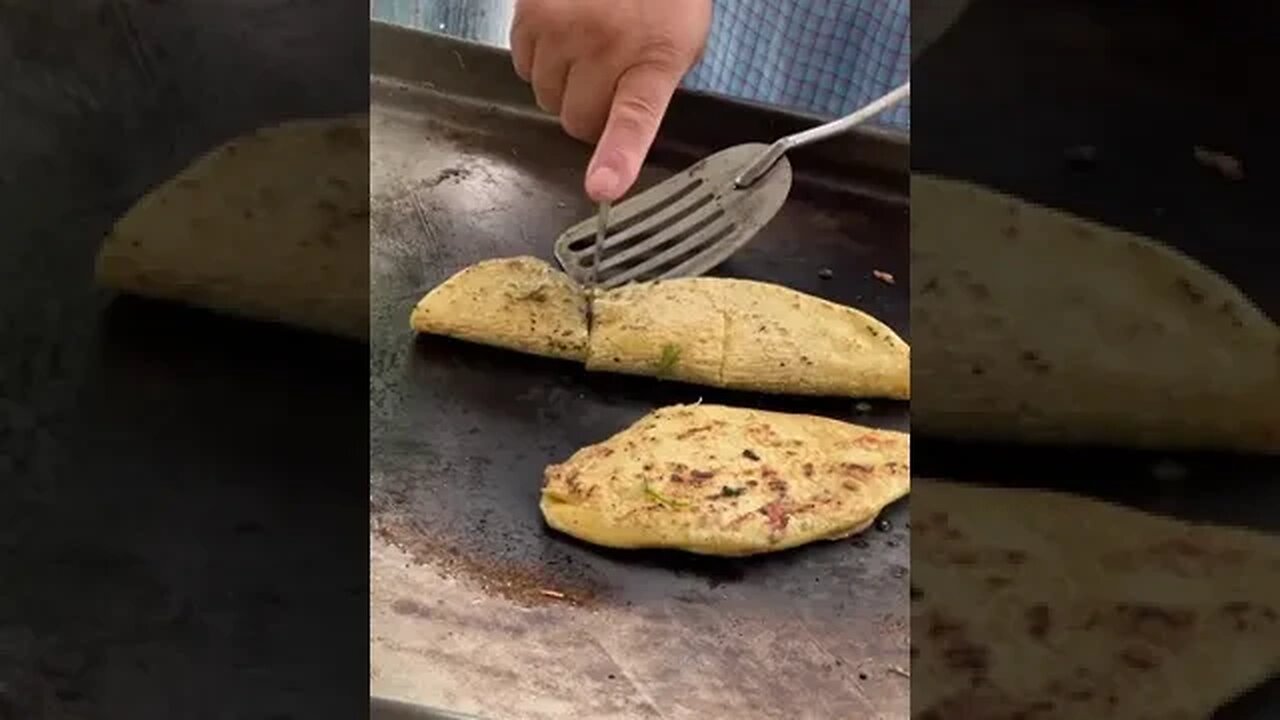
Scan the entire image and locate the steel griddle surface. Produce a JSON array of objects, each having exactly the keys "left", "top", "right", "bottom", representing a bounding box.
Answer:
[{"left": 370, "top": 27, "right": 909, "bottom": 720}]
